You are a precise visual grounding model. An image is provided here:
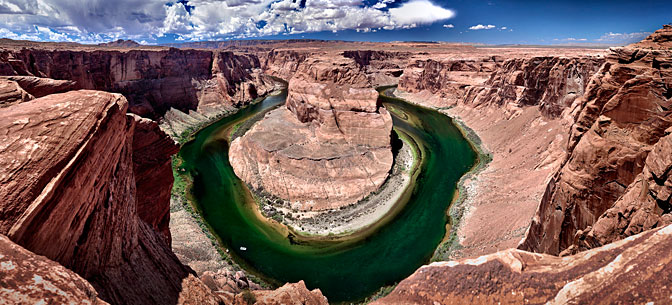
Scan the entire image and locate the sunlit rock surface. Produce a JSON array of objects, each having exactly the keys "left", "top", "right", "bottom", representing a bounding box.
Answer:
[{"left": 230, "top": 56, "right": 393, "bottom": 210}]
